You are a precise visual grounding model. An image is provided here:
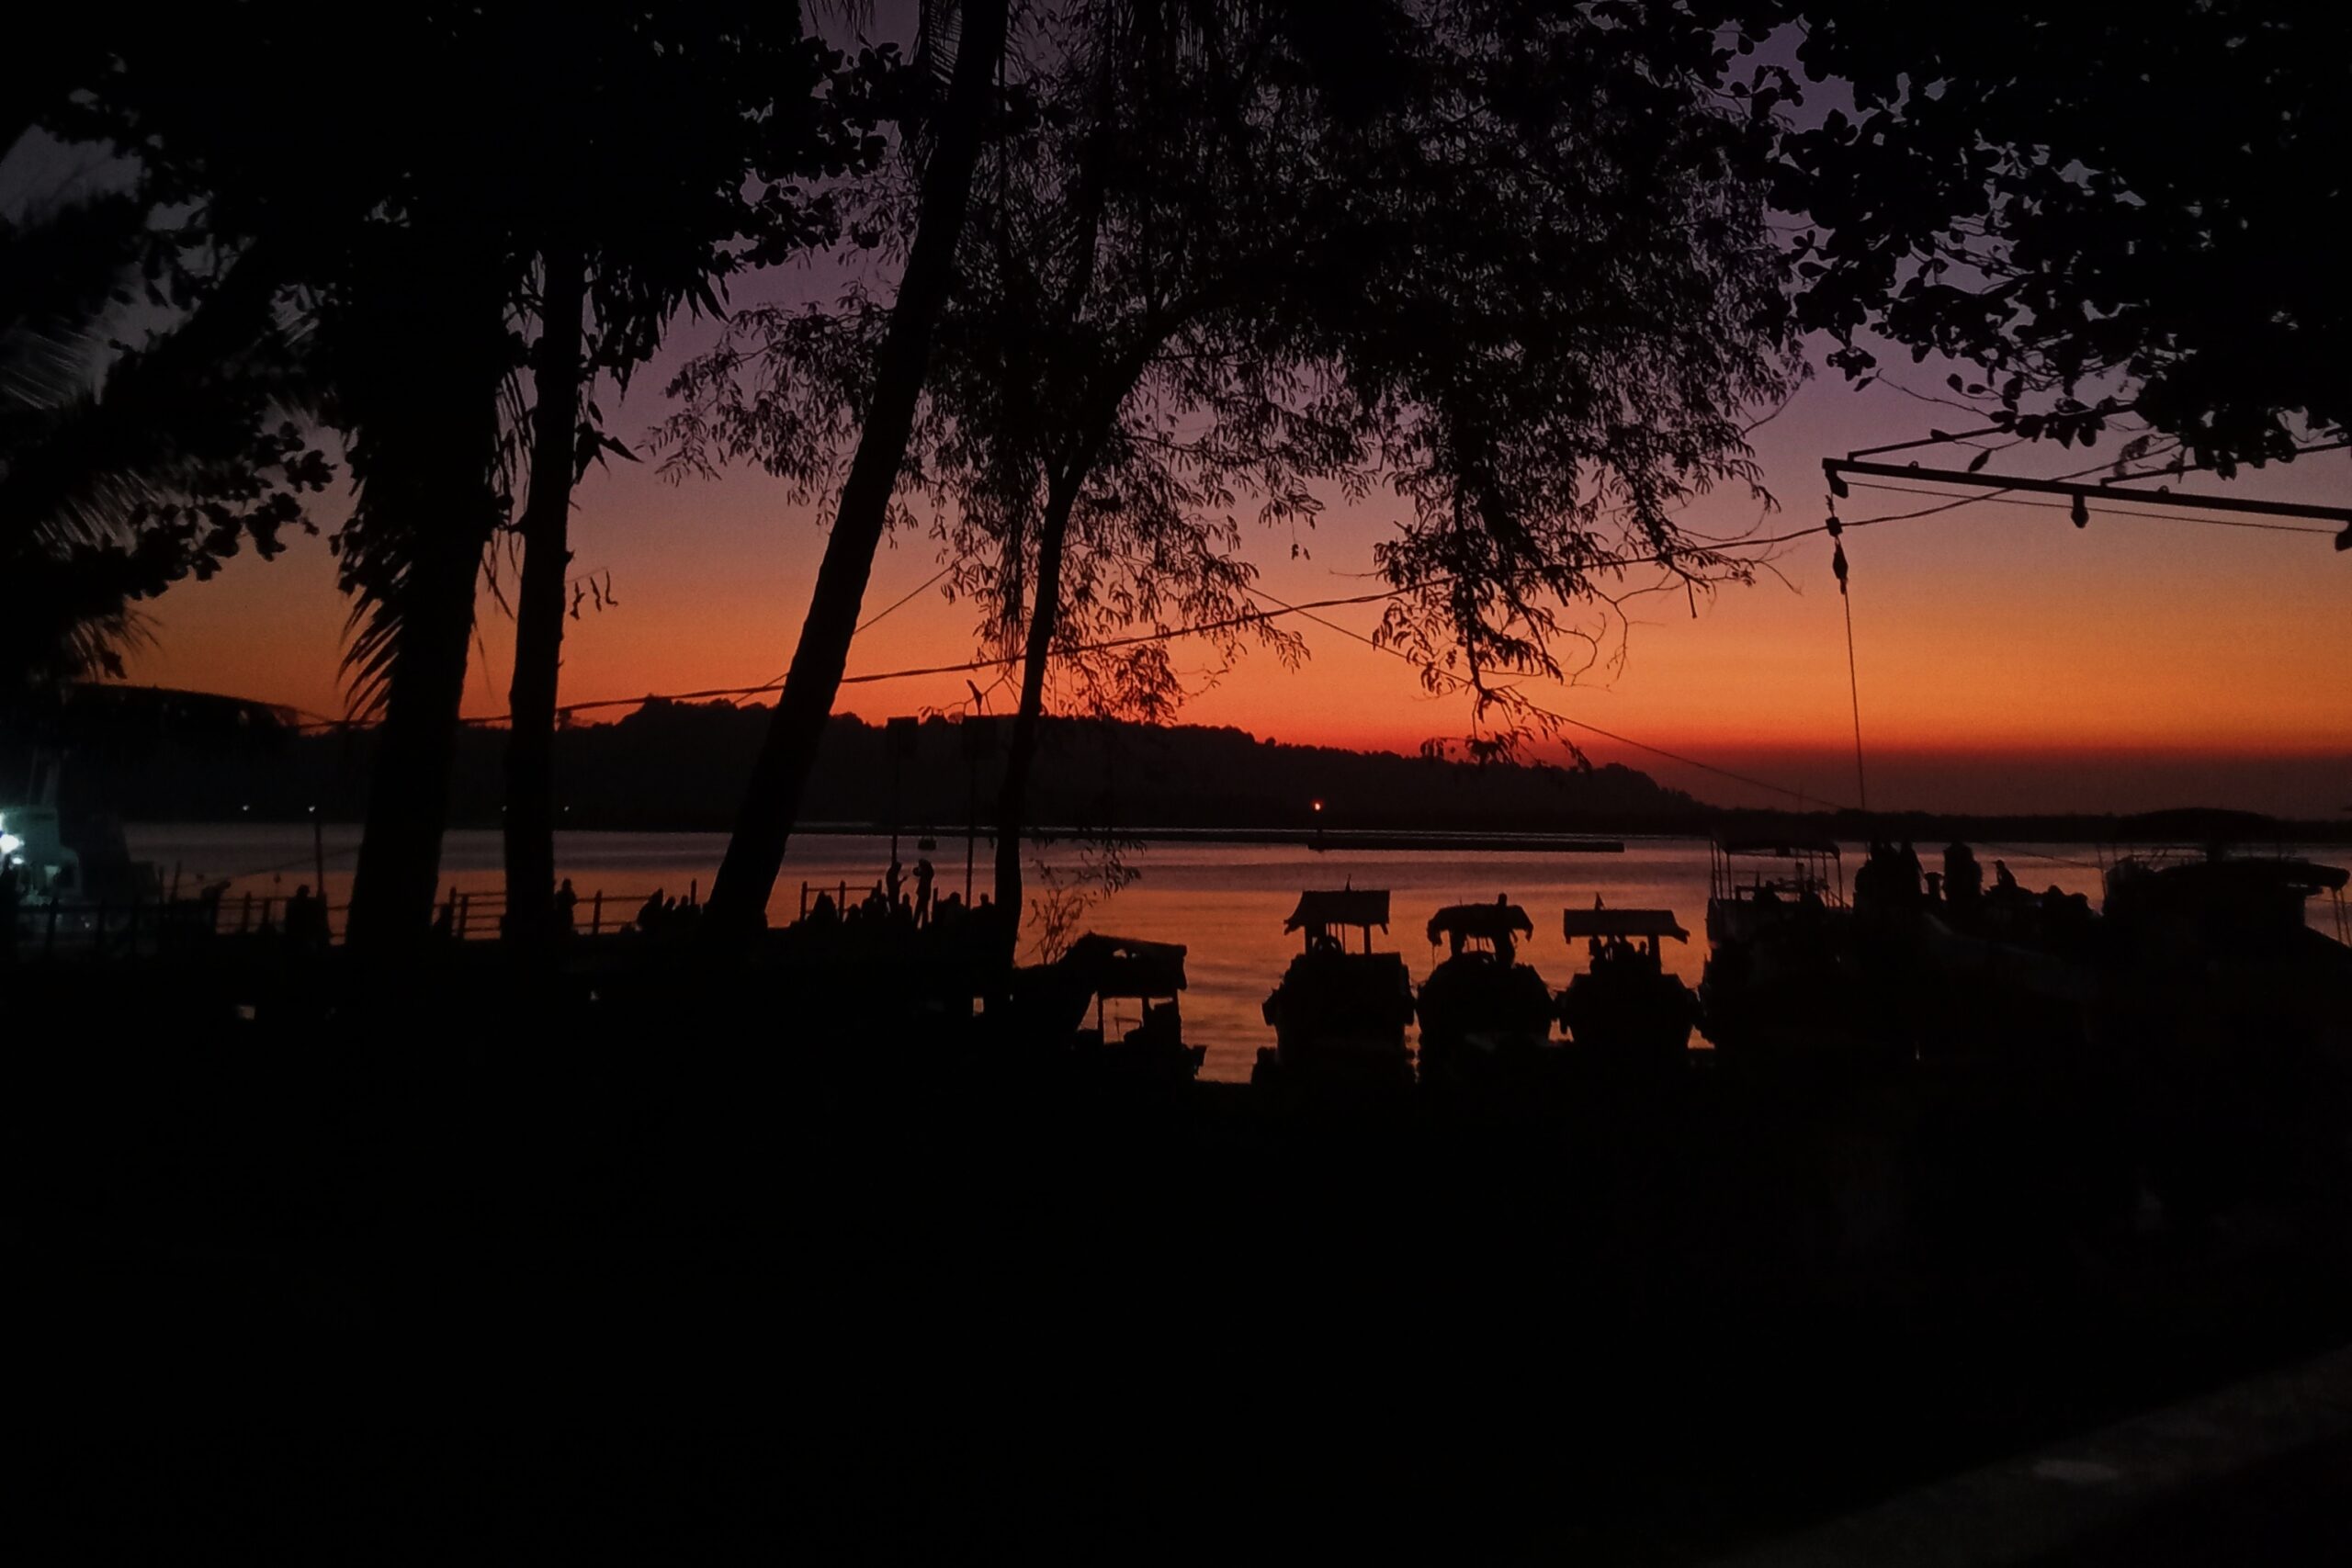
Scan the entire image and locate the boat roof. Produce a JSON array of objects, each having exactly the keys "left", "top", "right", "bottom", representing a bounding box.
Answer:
[
  {"left": 1285, "top": 889, "right": 1390, "bottom": 931},
  {"left": 2131, "top": 855, "right": 2349, "bottom": 896},
  {"left": 1563, "top": 908, "right": 1689, "bottom": 942},
  {"left": 1718, "top": 835, "right": 1842, "bottom": 858},
  {"left": 1426, "top": 901, "right": 1533, "bottom": 942},
  {"left": 1058, "top": 933, "right": 1188, "bottom": 996}
]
